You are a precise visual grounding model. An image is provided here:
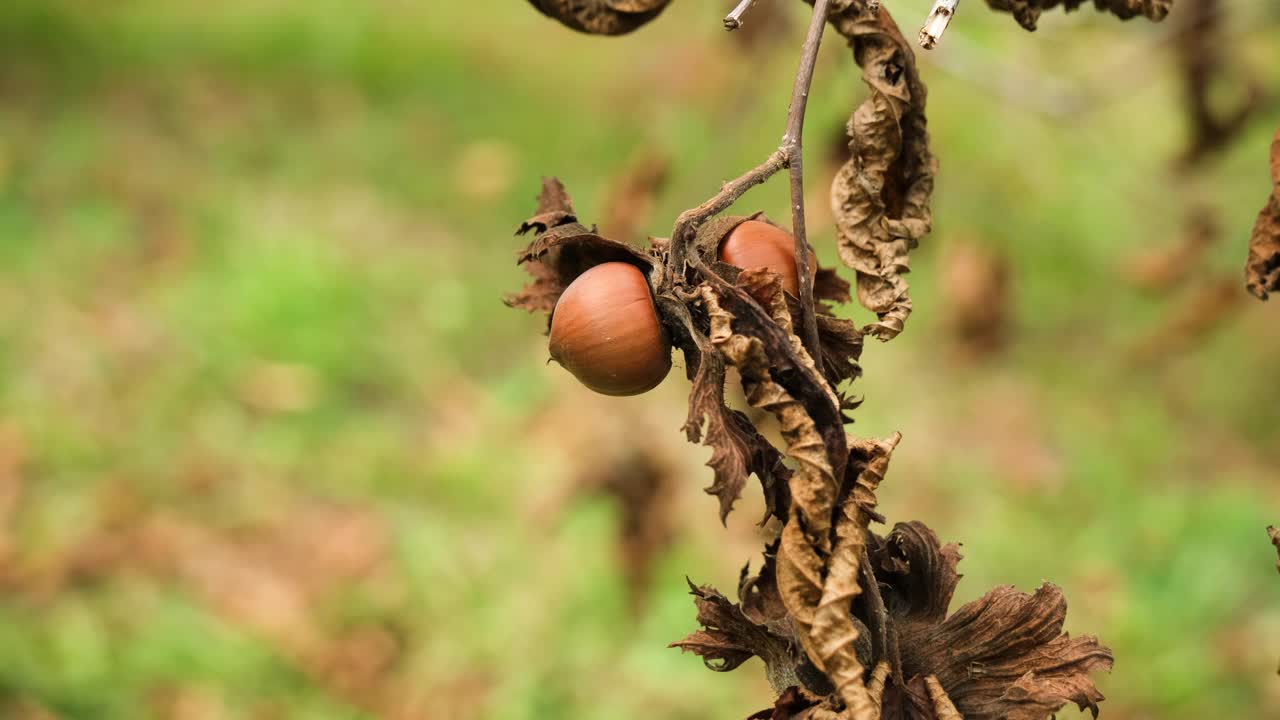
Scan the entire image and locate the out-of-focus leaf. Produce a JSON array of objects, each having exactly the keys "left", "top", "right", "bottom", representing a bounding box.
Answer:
[
  {"left": 1175, "top": 0, "right": 1265, "bottom": 168},
  {"left": 1245, "top": 128, "right": 1280, "bottom": 300},
  {"left": 1269, "top": 526, "right": 1279, "bottom": 575},
  {"left": 600, "top": 149, "right": 670, "bottom": 243},
  {"left": 985, "top": 0, "right": 1172, "bottom": 31},
  {"left": 1127, "top": 208, "right": 1217, "bottom": 292},
  {"left": 827, "top": 6, "right": 937, "bottom": 341},
  {"left": 1130, "top": 276, "right": 1242, "bottom": 363},
  {"left": 526, "top": 0, "right": 672, "bottom": 35}
]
